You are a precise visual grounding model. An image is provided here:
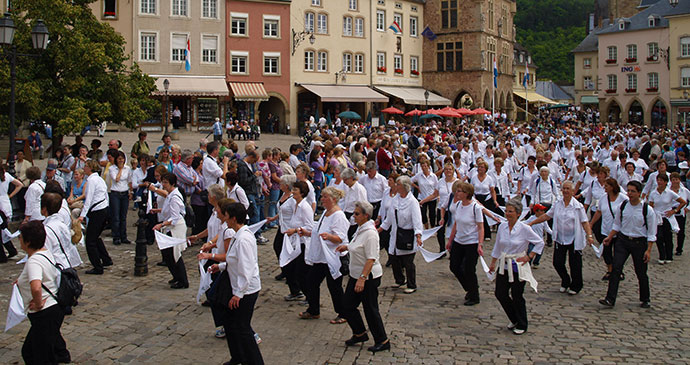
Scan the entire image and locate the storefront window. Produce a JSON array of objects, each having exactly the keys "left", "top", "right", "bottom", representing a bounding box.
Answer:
[{"left": 198, "top": 98, "right": 219, "bottom": 124}]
